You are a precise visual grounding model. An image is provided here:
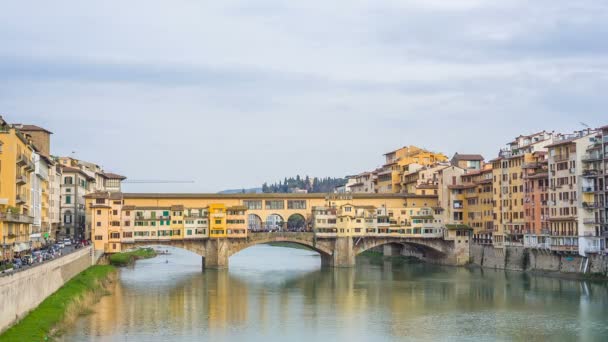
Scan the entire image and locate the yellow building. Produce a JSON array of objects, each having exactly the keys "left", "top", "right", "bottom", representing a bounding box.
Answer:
[
  {"left": 0, "top": 118, "right": 36, "bottom": 260},
  {"left": 458, "top": 167, "right": 494, "bottom": 243},
  {"left": 378, "top": 146, "right": 448, "bottom": 193},
  {"left": 208, "top": 204, "right": 227, "bottom": 238}
]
